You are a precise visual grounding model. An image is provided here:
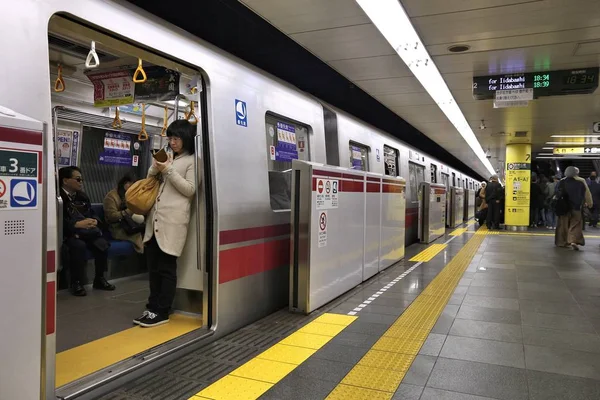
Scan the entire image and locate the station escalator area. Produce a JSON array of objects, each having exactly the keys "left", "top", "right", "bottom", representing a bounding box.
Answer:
[{"left": 47, "top": 16, "right": 208, "bottom": 393}]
